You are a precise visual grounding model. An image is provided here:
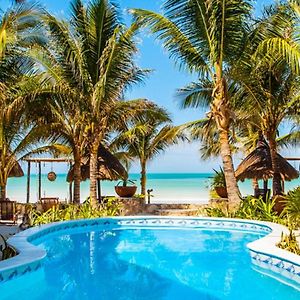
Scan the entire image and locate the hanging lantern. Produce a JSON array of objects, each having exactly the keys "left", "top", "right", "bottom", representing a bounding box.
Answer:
[{"left": 47, "top": 171, "right": 57, "bottom": 181}]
